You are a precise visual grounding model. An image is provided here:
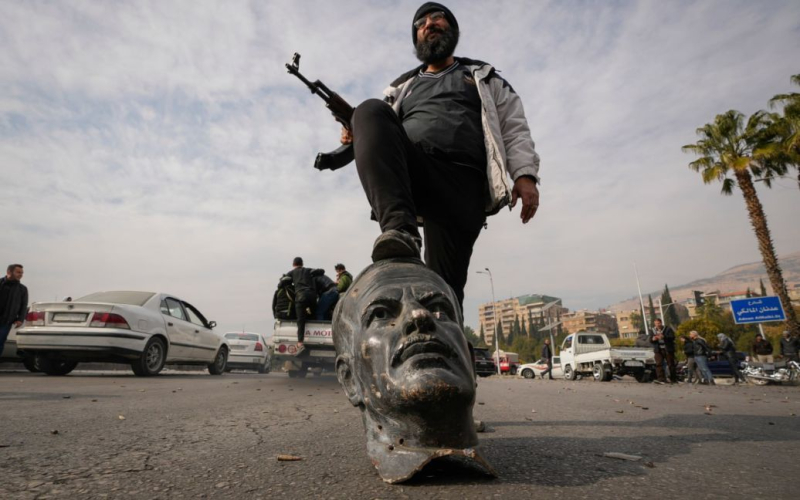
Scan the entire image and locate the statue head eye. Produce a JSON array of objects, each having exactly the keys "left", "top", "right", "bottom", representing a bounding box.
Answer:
[{"left": 427, "top": 301, "right": 454, "bottom": 321}]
